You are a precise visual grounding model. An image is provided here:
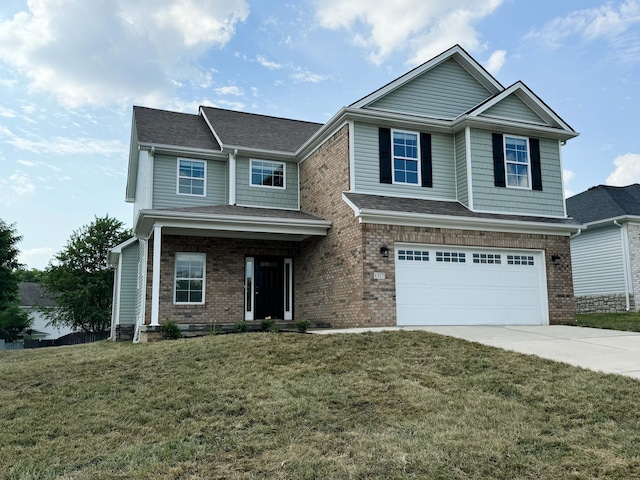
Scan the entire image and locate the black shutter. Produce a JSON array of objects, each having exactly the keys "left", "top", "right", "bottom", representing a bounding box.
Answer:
[
  {"left": 529, "top": 138, "right": 542, "bottom": 191},
  {"left": 492, "top": 133, "right": 506, "bottom": 188},
  {"left": 379, "top": 127, "right": 392, "bottom": 184},
  {"left": 420, "top": 133, "right": 432, "bottom": 188}
]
